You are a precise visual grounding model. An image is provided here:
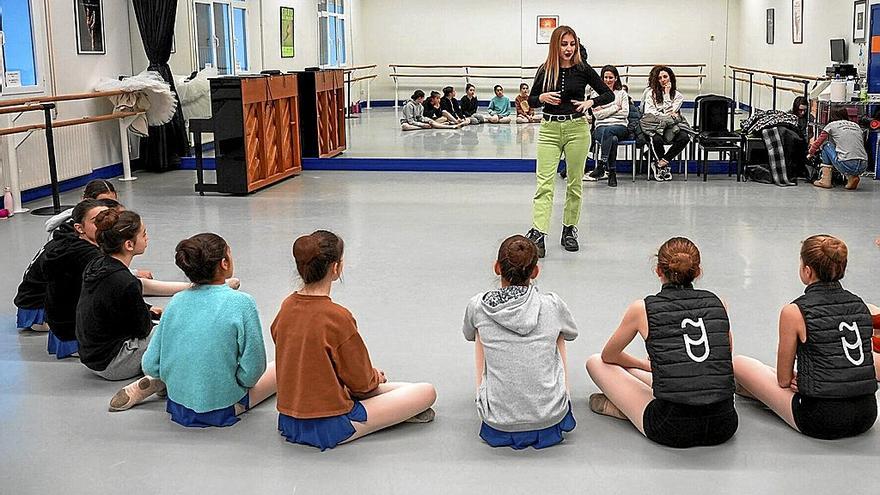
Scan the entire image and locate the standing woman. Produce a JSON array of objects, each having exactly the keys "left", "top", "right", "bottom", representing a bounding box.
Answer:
[{"left": 526, "top": 26, "right": 613, "bottom": 258}]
